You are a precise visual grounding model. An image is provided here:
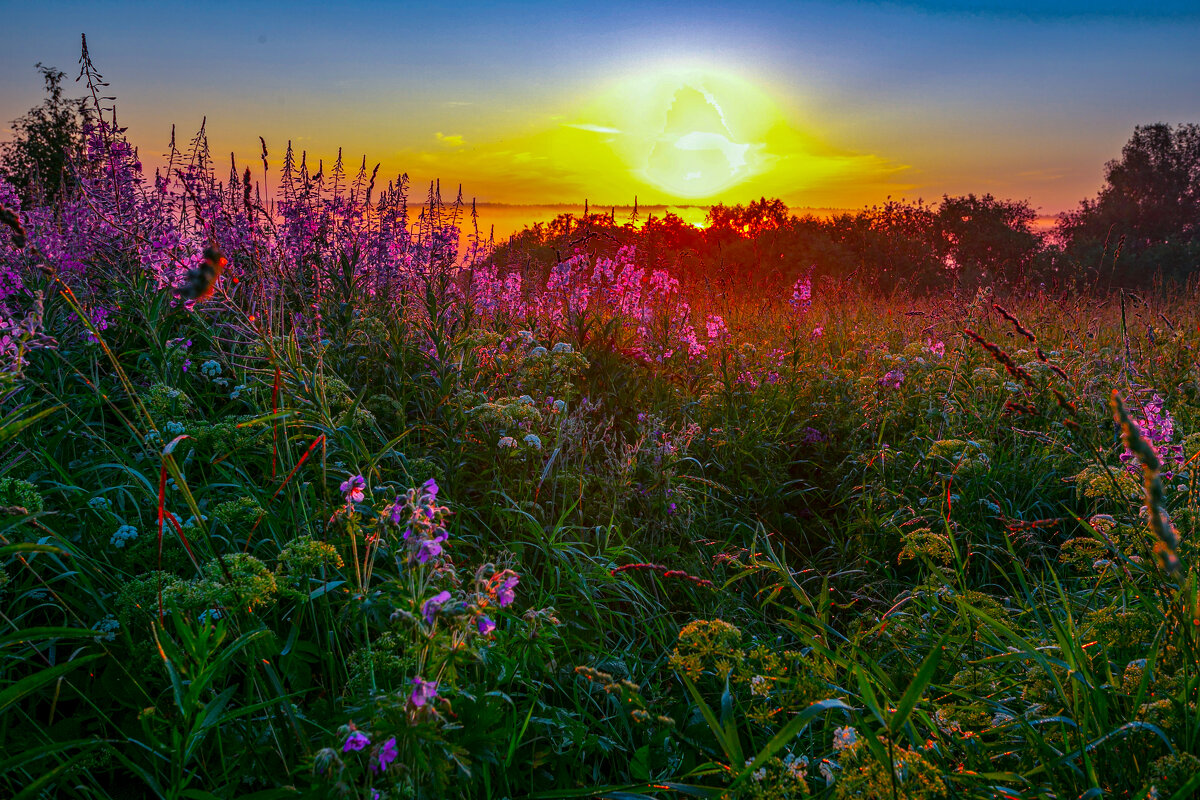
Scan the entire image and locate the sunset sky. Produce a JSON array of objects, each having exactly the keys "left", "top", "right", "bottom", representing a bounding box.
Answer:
[{"left": 2, "top": 0, "right": 1199, "bottom": 223}]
